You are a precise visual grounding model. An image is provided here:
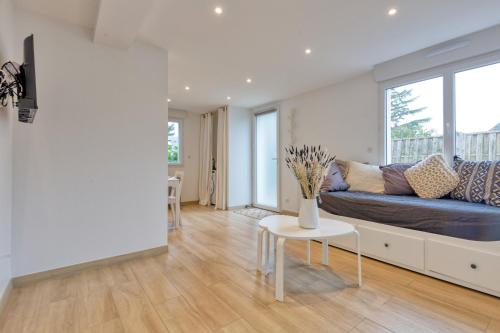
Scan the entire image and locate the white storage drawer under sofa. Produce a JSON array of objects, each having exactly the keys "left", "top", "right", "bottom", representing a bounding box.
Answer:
[
  {"left": 320, "top": 210, "right": 500, "bottom": 297},
  {"left": 426, "top": 240, "right": 500, "bottom": 293},
  {"left": 357, "top": 226, "right": 425, "bottom": 271}
]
